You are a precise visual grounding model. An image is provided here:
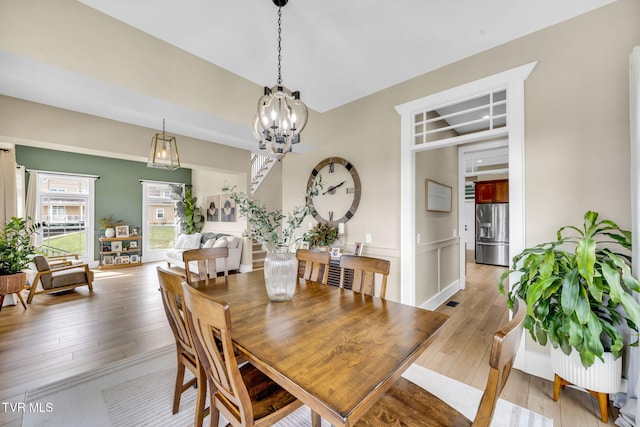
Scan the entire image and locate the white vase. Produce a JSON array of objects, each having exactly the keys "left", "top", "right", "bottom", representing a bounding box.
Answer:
[
  {"left": 105, "top": 228, "right": 115, "bottom": 238},
  {"left": 263, "top": 248, "right": 297, "bottom": 301},
  {"left": 550, "top": 346, "right": 622, "bottom": 393}
]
